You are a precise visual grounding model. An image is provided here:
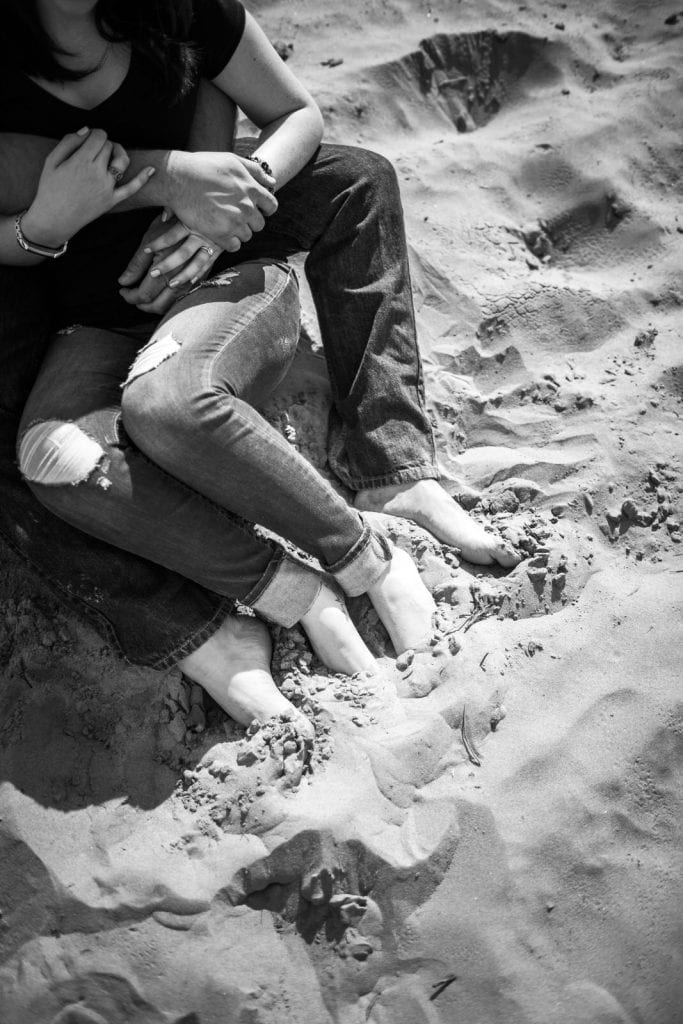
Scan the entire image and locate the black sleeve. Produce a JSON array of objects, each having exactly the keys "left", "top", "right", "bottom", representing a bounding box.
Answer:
[{"left": 191, "top": 0, "right": 247, "bottom": 79}]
